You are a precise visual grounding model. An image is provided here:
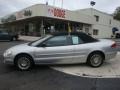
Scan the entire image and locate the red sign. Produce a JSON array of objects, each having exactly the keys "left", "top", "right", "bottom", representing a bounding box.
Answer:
[
  {"left": 54, "top": 8, "right": 65, "bottom": 18},
  {"left": 48, "top": 8, "right": 66, "bottom": 18},
  {"left": 16, "top": 11, "right": 23, "bottom": 19}
]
